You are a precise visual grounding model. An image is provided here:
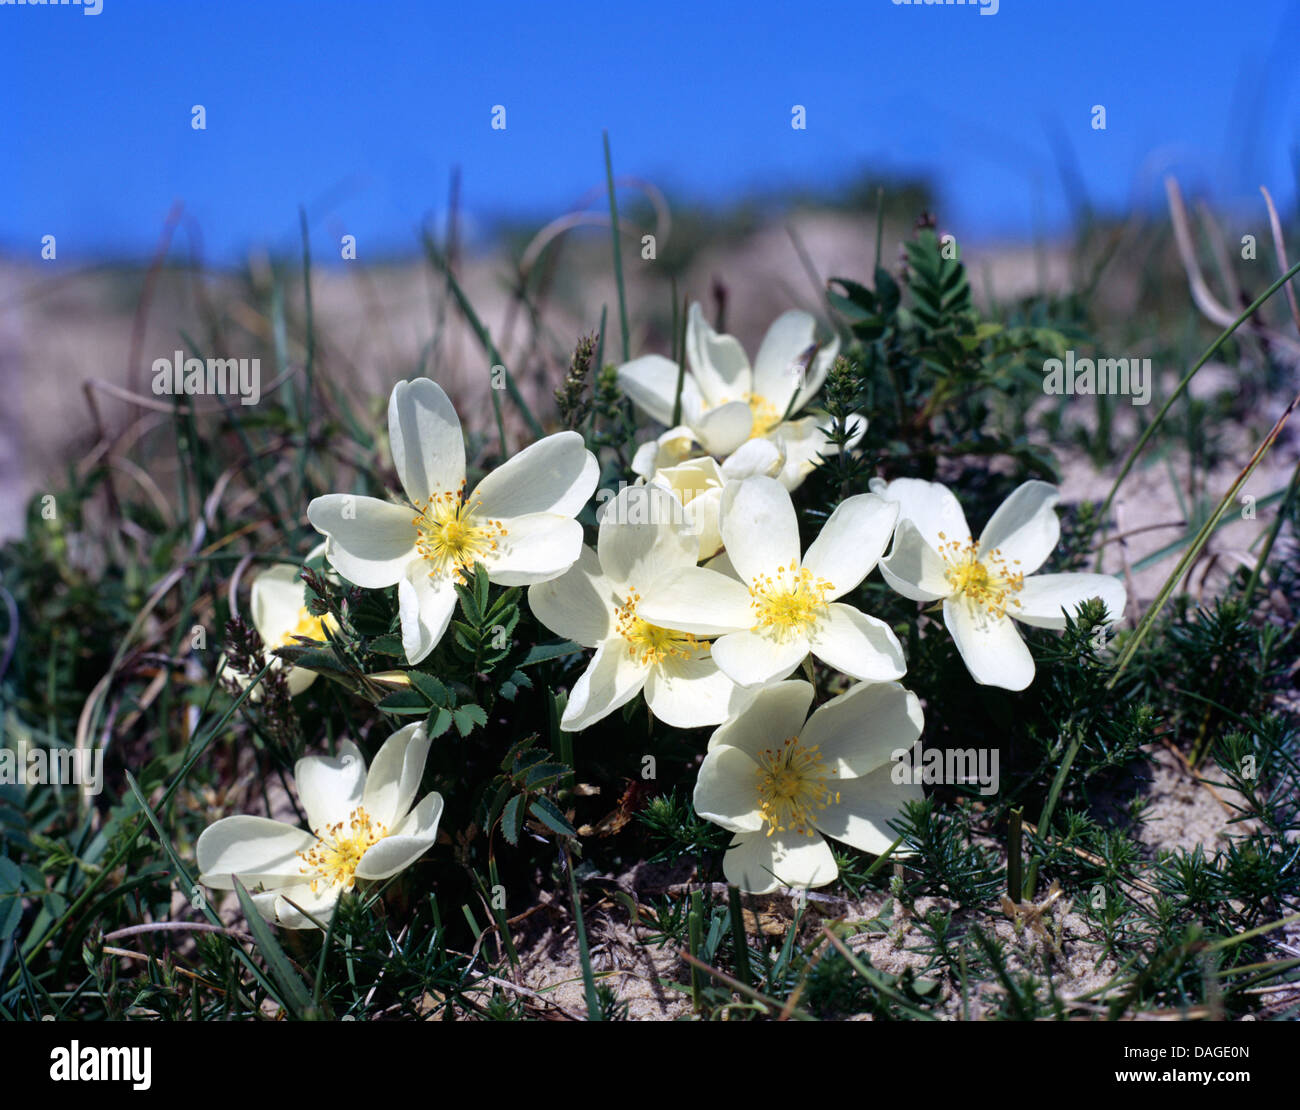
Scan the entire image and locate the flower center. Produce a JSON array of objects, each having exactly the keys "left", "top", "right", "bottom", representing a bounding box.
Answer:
[
  {"left": 755, "top": 736, "right": 839, "bottom": 837},
  {"left": 615, "top": 588, "right": 701, "bottom": 666},
  {"left": 937, "top": 533, "right": 1024, "bottom": 620},
  {"left": 746, "top": 393, "right": 783, "bottom": 438},
  {"left": 297, "top": 805, "right": 387, "bottom": 894},
  {"left": 272, "top": 607, "right": 338, "bottom": 649},
  {"left": 412, "top": 483, "right": 507, "bottom": 584},
  {"left": 749, "top": 564, "right": 833, "bottom": 640}
]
